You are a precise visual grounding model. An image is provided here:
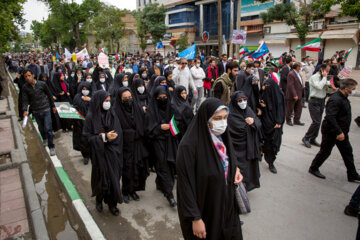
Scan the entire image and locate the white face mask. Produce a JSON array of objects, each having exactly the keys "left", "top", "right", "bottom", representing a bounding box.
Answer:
[
  {"left": 254, "top": 68, "right": 258, "bottom": 72},
  {"left": 103, "top": 101, "right": 111, "bottom": 110},
  {"left": 350, "top": 90, "right": 357, "bottom": 96},
  {"left": 100, "top": 77, "right": 106, "bottom": 83},
  {"left": 82, "top": 90, "right": 90, "bottom": 96},
  {"left": 238, "top": 101, "right": 247, "bottom": 110},
  {"left": 86, "top": 78, "right": 92, "bottom": 83},
  {"left": 196, "top": 64, "right": 201, "bottom": 68},
  {"left": 142, "top": 73, "right": 147, "bottom": 78},
  {"left": 211, "top": 119, "right": 227, "bottom": 136},
  {"left": 169, "top": 64, "right": 174, "bottom": 67},
  {"left": 122, "top": 81, "right": 128, "bottom": 87},
  {"left": 137, "top": 86, "right": 145, "bottom": 94},
  {"left": 250, "top": 69, "right": 255, "bottom": 75}
]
